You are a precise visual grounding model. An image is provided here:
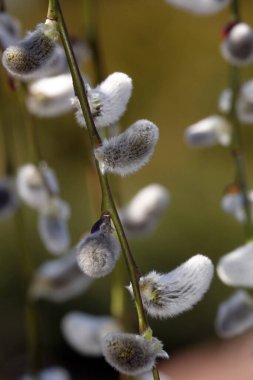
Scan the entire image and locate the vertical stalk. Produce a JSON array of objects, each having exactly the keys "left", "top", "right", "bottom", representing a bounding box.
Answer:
[
  {"left": 47, "top": 0, "right": 160, "bottom": 378},
  {"left": 0, "top": 70, "right": 42, "bottom": 374},
  {"left": 227, "top": 0, "right": 253, "bottom": 240}
]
